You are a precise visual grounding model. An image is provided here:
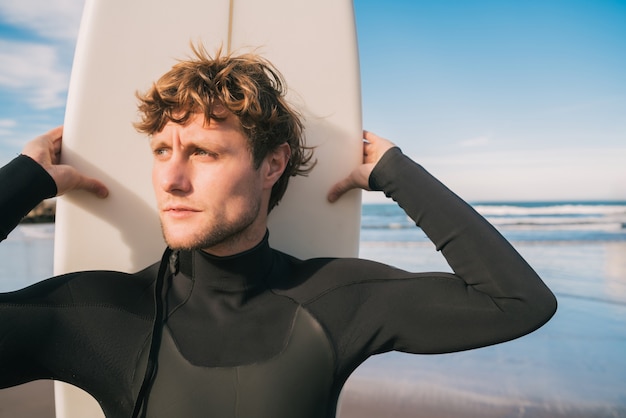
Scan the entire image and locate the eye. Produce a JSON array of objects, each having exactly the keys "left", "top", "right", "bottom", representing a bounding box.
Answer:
[
  {"left": 194, "top": 148, "right": 218, "bottom": 159},
  {"left": 152, "top": 147, "right": 170, "bottom": 159}
]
